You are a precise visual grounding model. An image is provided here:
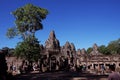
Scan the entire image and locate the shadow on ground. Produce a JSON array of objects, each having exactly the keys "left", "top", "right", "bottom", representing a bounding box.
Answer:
[{"left": 15, "top": 71, "right": 108, "bottom": 80}]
